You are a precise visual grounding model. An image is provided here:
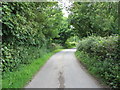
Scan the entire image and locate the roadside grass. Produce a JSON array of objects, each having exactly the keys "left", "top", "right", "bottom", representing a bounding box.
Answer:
[
  {"left": 2, "top": 49, "right": 63, "bottom": 88},
  {"left": 75, "top": 51, "right": 101, "bottom": 77},
  {"left": 75, "top": 51, "right": 119, "bottom": 88},
  {"left": 75, "top": 51, "right": 107, "bottom": 87}
]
